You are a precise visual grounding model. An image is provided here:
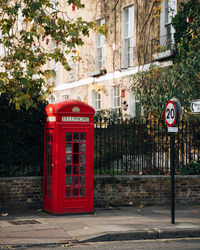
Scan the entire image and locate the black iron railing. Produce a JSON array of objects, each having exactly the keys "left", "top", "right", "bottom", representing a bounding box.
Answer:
[
  {"left": 94, "top": 116, "right": 200, "bottom": 175},
  {"left": 151, "top": 34, "right": 174, "bottom": 61}
]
